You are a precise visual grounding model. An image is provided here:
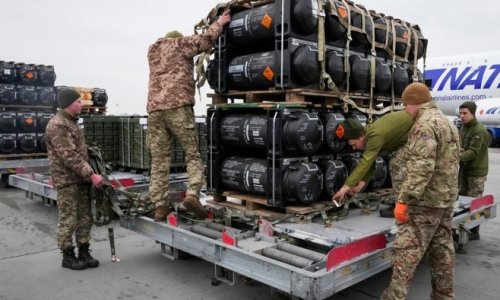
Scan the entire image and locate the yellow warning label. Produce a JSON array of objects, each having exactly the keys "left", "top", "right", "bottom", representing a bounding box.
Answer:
[
  {"left": 263, "top": 66, "right": 274, "bottom": 81},
  {"left": 261, "top": 14, "right": 272, "bottom": 29}
]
